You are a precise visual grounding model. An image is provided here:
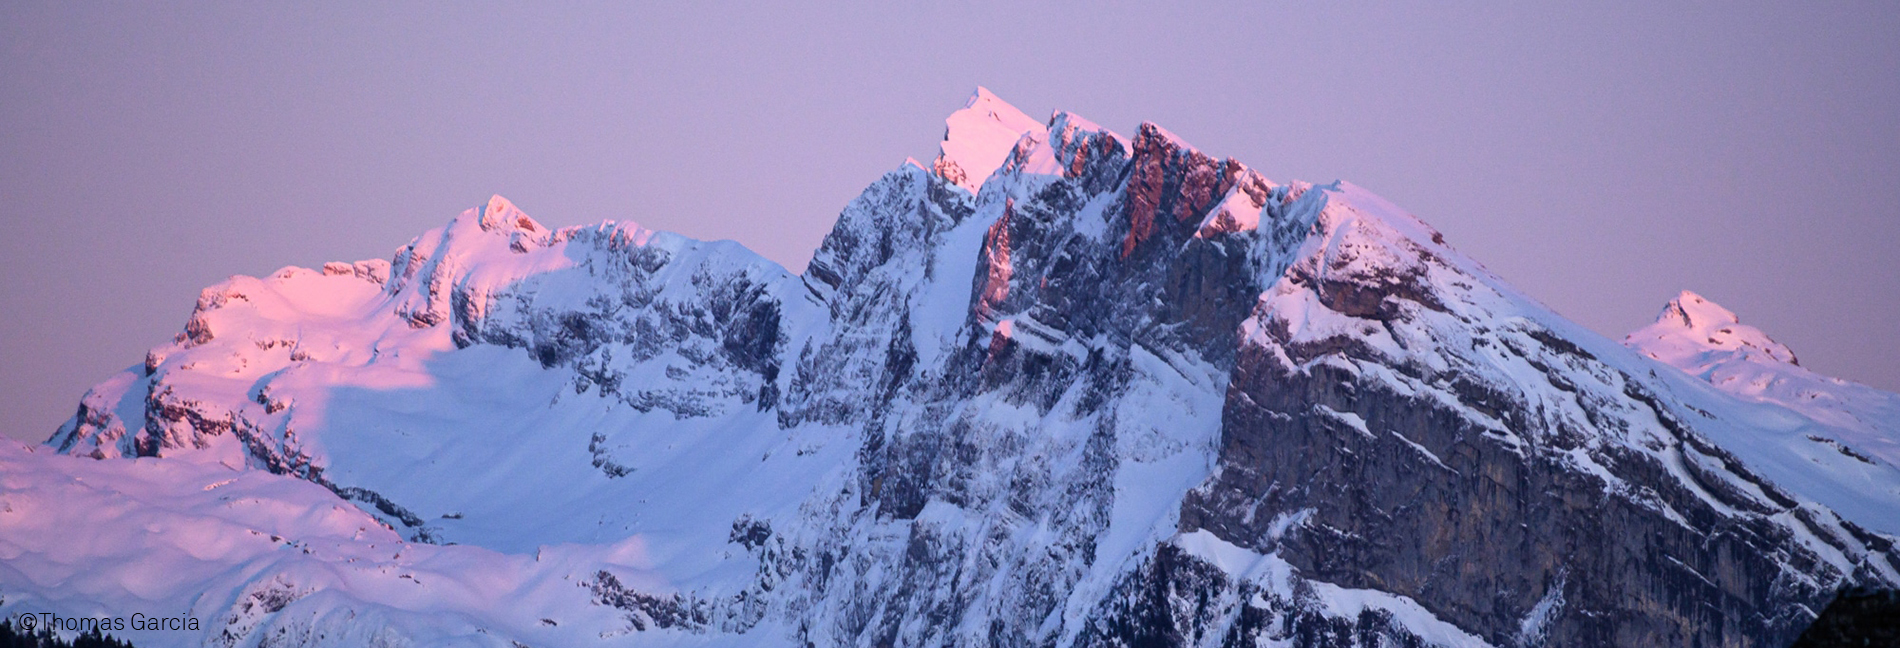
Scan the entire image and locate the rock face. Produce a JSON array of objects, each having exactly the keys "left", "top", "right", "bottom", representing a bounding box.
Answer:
[{"left": 23, "top": 88, "right": 1900, "bottom": 648}]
